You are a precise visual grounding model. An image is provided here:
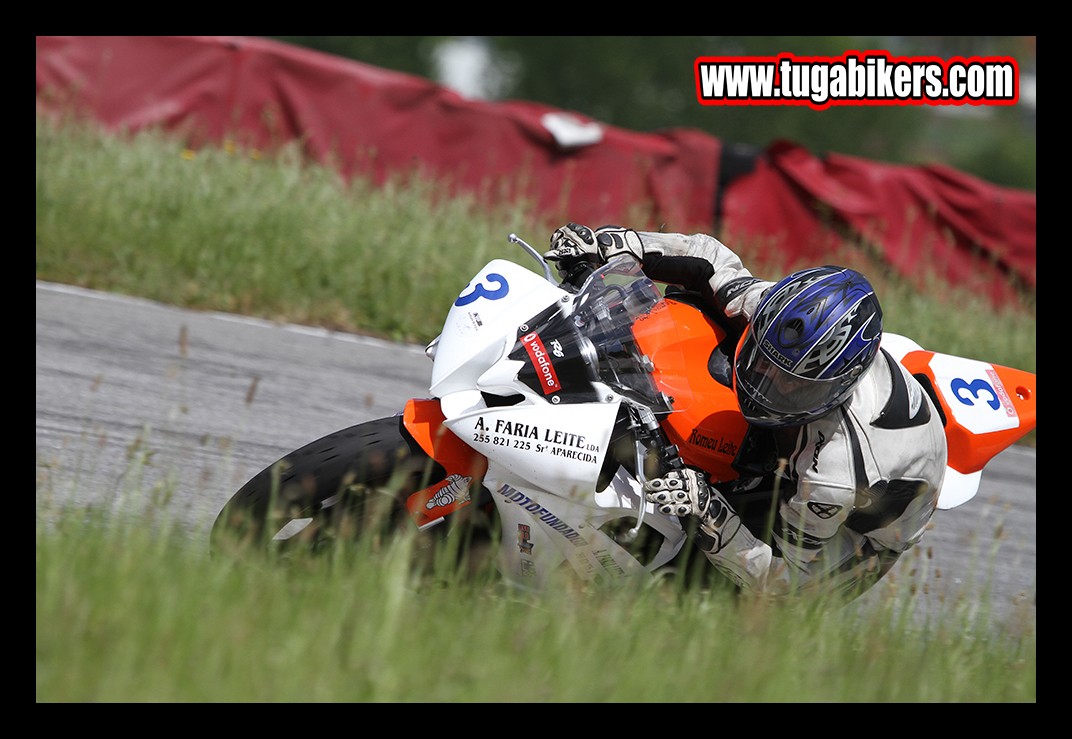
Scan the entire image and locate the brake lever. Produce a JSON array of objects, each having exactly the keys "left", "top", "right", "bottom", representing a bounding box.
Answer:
[{"left": 508, "top": 233, "right": 556, "bottom": 284}]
